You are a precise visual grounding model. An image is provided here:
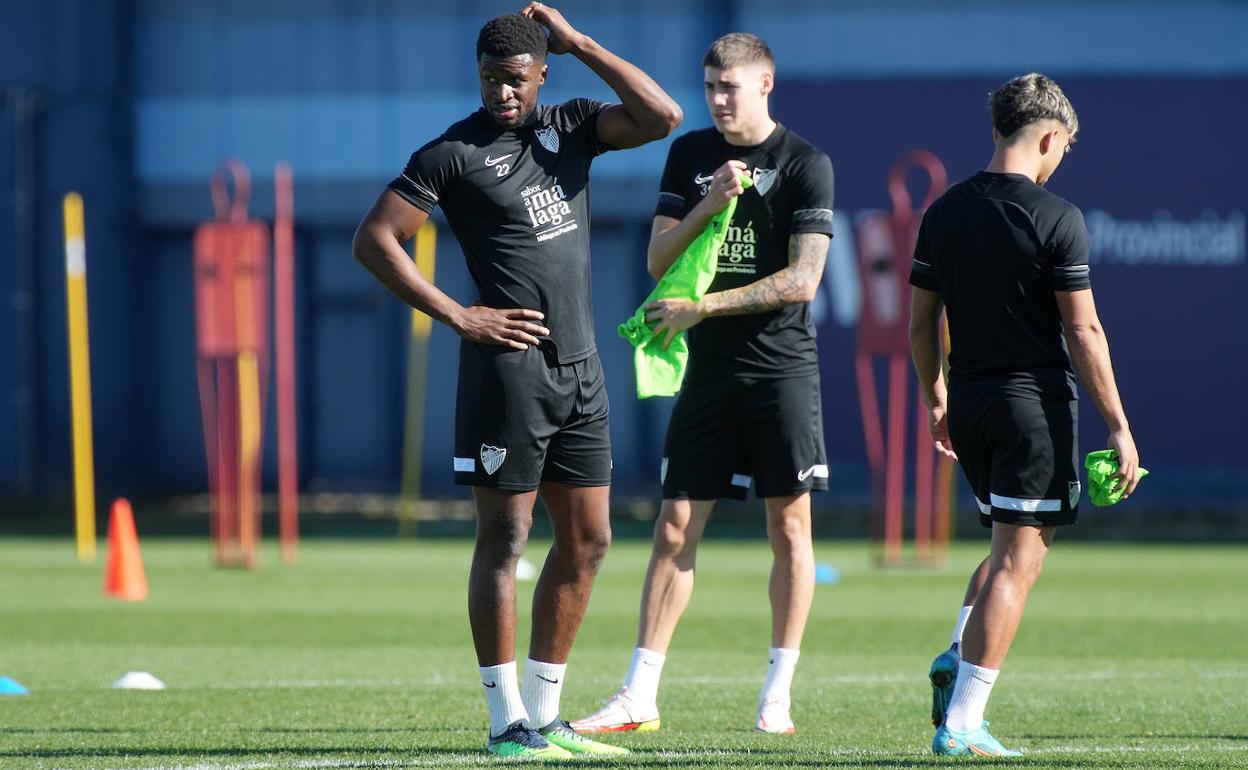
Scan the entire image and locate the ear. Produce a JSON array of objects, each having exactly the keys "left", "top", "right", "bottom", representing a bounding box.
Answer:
[
  {"left": 539, "top": 63, "right": 548, "bottom": 85},
  {"left": 1038, "top": 129, "right": 1058, "bottom": 156},
  {"left": 760, "top": 71, "right": 774, "bottom": 96}
]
